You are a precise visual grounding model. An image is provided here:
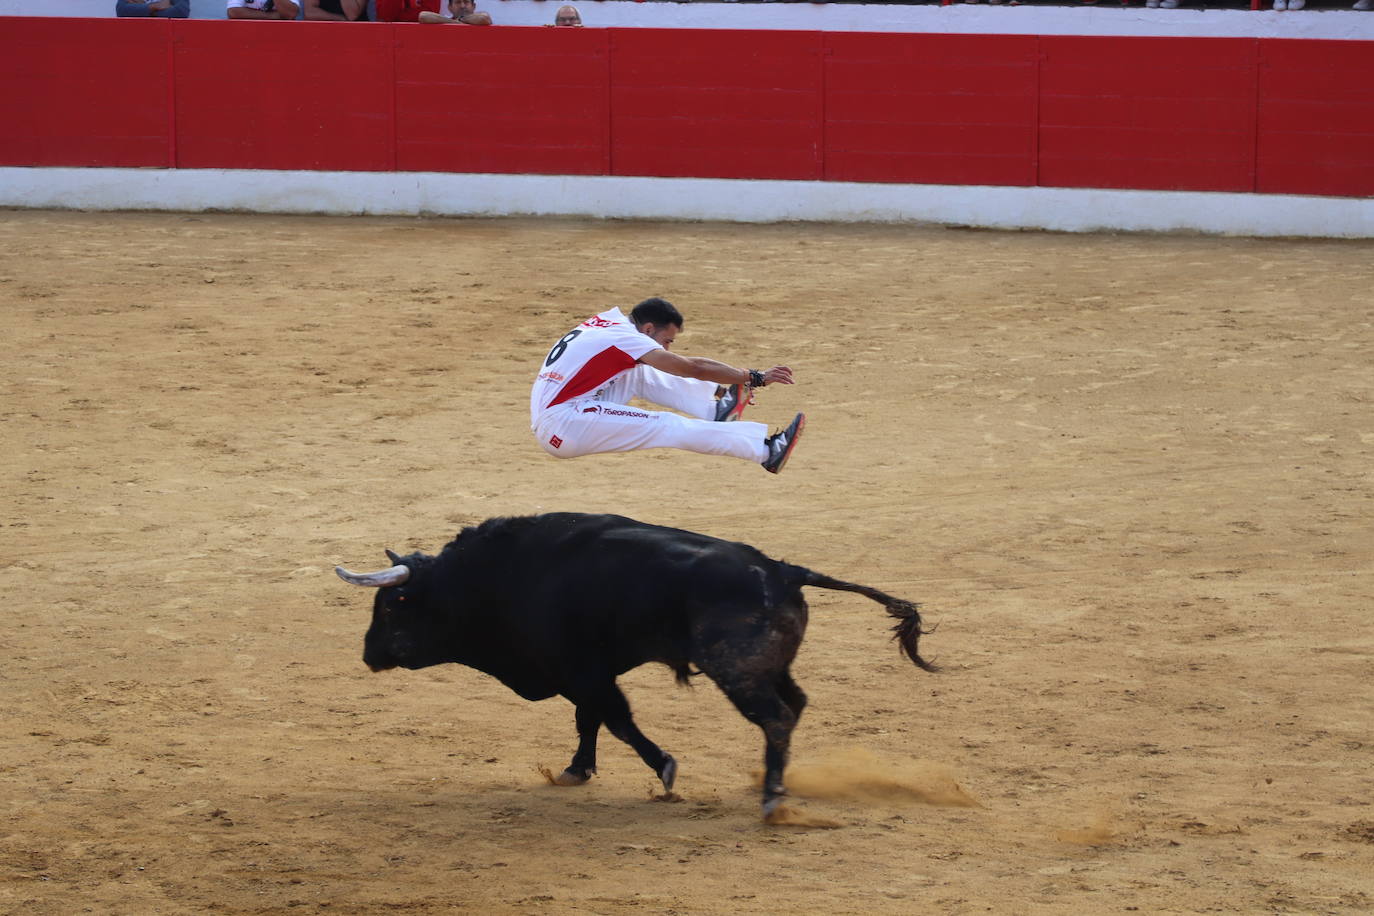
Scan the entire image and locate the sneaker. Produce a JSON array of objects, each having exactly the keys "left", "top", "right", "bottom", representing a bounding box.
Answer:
[
  {"left": 714, "top": 383, "right": 753, "bottom": 422},
  {"left": 1357, "top": 0, "right": 1373, "bottom": 10},
  {"left": 1159, "top": 0, "right": 1178, "bottom": 7},
  {"left": 1273, "top": 0, "right": 1286, "bottom": 8},
  {"left": 1145, "top": 0, "right": 1160, "bottom": 7},
  {"left": 1288, "top": 0, "right": 1304, "bottom": 7},
  {"left": 762, "top": 412, "right": 806, "bottom": 475}
]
